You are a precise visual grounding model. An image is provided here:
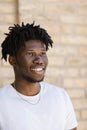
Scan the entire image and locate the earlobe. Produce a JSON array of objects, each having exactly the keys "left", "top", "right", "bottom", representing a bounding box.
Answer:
[{"left": 8, "top": 55, "right": 16, "bottom": 66}]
